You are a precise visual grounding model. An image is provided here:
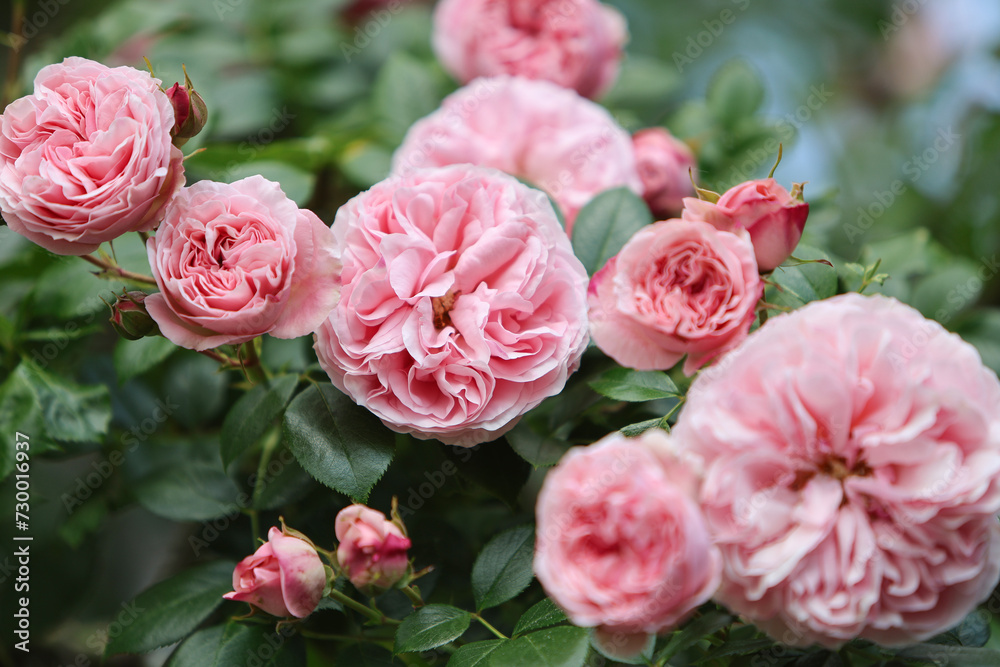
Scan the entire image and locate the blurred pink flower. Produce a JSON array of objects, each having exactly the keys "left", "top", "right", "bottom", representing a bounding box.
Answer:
[
  {"left": 336, "top": 504, "right": 411, "bottom": 590},
  {"left": 433, "top": 0, "right": 626, "bottom": 99},
  {"left": 223, "top": 527, "right": 326, "bottom": 618},
  {"left": 391, "top": 76, "right": 640, "bottom": 234},
  {"left": 588, "top": 219, "right": 761, "bottom": 374},
  {"left": 535, "top": 430, "right": 721, "bottom": 657},
  {"left": 0, "top": 57, "right": 184, "bottom": 255},
  {"left": 682, "top": 178, "right": 808, "bottom": 273},
  {"left": 673, "top": 293, "right": 1000, "bottom": 647},
  {"left": 314, "top": 165, "right": 589, "bottom": 446},
  {"left": 146, "top": 175, "right": 340, "bottom": 351},
  {"left": 632, "top": 128, "right": 696, "bottom": 218}
]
